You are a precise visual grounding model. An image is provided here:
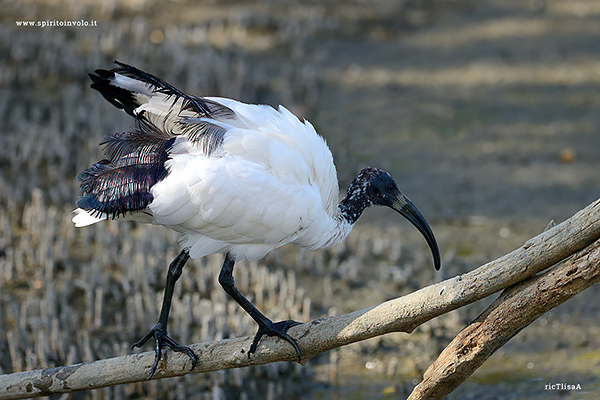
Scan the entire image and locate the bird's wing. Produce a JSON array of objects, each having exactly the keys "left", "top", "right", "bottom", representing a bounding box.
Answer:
[
  {"left": 144, "top": 99, "right": 339, "bottom": 260},
  {"left": 89, "top": 61, "right": 240, "bottom": 155},
  {"left": 77, "top": 63, "right": 241, "bottom": 221},
  {"left": 149, "top": 153, "right": 324, "bottom": 260},
  {"left": 89, "top": 61, "right": 235, "bottom": 121}
]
